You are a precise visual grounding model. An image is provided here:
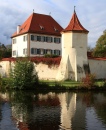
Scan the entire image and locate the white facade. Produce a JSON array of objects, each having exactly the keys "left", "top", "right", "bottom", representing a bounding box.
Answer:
[
  {"left": 12, "top": 33, "right": 61, "bottom": 57},
  {"left": 56, "top": 32, "right": 89, "bottom": 81},
  {"left": 89, "top": 59, "right": 106, "bottom": 79}
]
